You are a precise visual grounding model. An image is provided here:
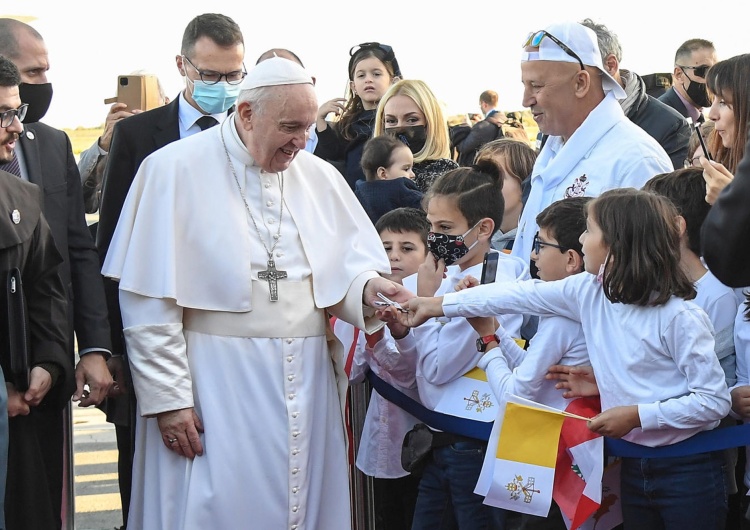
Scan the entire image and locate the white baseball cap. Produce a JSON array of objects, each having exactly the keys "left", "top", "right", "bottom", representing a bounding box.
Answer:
[{"left": 521, "top": 21, "right": 626, "bottom": 100}]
